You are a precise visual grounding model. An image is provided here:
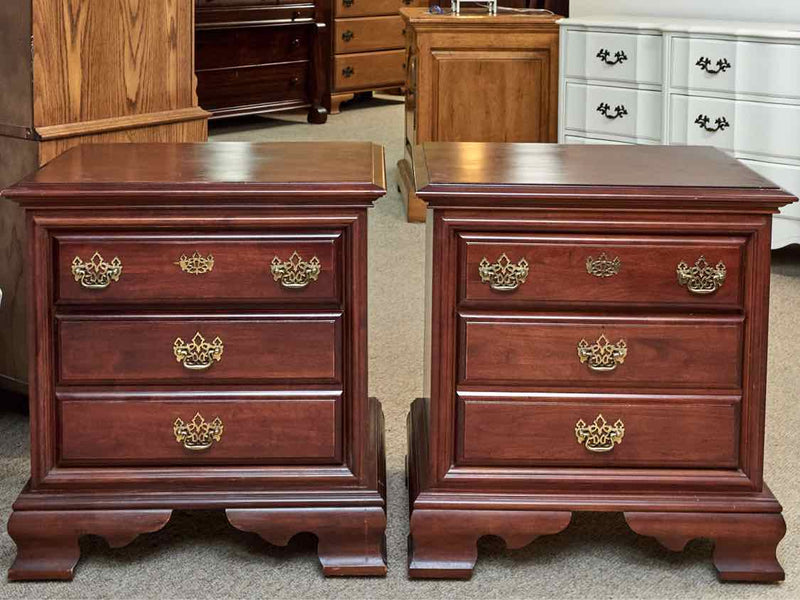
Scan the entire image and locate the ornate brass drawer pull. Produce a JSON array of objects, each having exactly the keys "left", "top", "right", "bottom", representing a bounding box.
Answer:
[
  {"left": 342, "top": 30, "right": 354, "bottom": 42},
  {"left": 586, "top": 252, "right": 621, "bottom": 278},
  {"left": 478, "top": 253, "right": 529, "bottom": 291},
  {"left": 676, "top": 255, "right": 726, "bottom": 295},
  {"left": 175, "top": 251, "right": 214, "bottom": 275},
  {"left": 71, "top": 252, "right": 123, "bottom": 289},
  {"left": 577, "top": 334, "right": 627, "bottom": 372},
  {"left": 575, "top": 414, "right": 625, "bottom": 453},
  {"left": 596, "top": 48, "right": 628, "bottom": 65},
  {"left": 270, "top": 251, "right": 321, "bottom": 289},
  {"left": 173, "top": 412, "right": 223, "bottom": 451},
  {"left": 173, "top": 332, "right": 224, "bottom": 370},
  {"left": 342, "top": 66, "right": 355, "bottom": 78}
]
